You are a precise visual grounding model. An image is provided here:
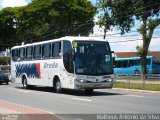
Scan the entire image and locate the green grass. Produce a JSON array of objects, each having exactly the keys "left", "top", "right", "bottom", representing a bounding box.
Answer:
[{"left": 113, "top": 82, "right": 160, "bottom": 91}]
